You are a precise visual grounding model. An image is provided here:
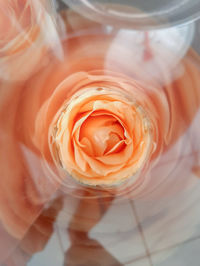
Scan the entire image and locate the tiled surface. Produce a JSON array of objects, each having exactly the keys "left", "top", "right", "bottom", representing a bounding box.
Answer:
[
  {"left": 24, "top": 134, "right": 200, "bottom": 266},
  {"left": 27, "top": 231, "right": 64, "bottom": 266},
  {"left": 126, "top": 257, "right": 151, "bottom": 266},
  {"left": 26, "top": 198, "right": 148, "bottom": 266},
  {"left": 132, "top": 169, "right": 200, "bottom": 253},
  {"left": 89, "top": 198, "right": 147, "bottom": 264},
  {"left": 24, "top": 185, "right": 200, "bottom": 266},
  {"left": 151, "top": 238, "right": 200, "bottom": 266}
]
